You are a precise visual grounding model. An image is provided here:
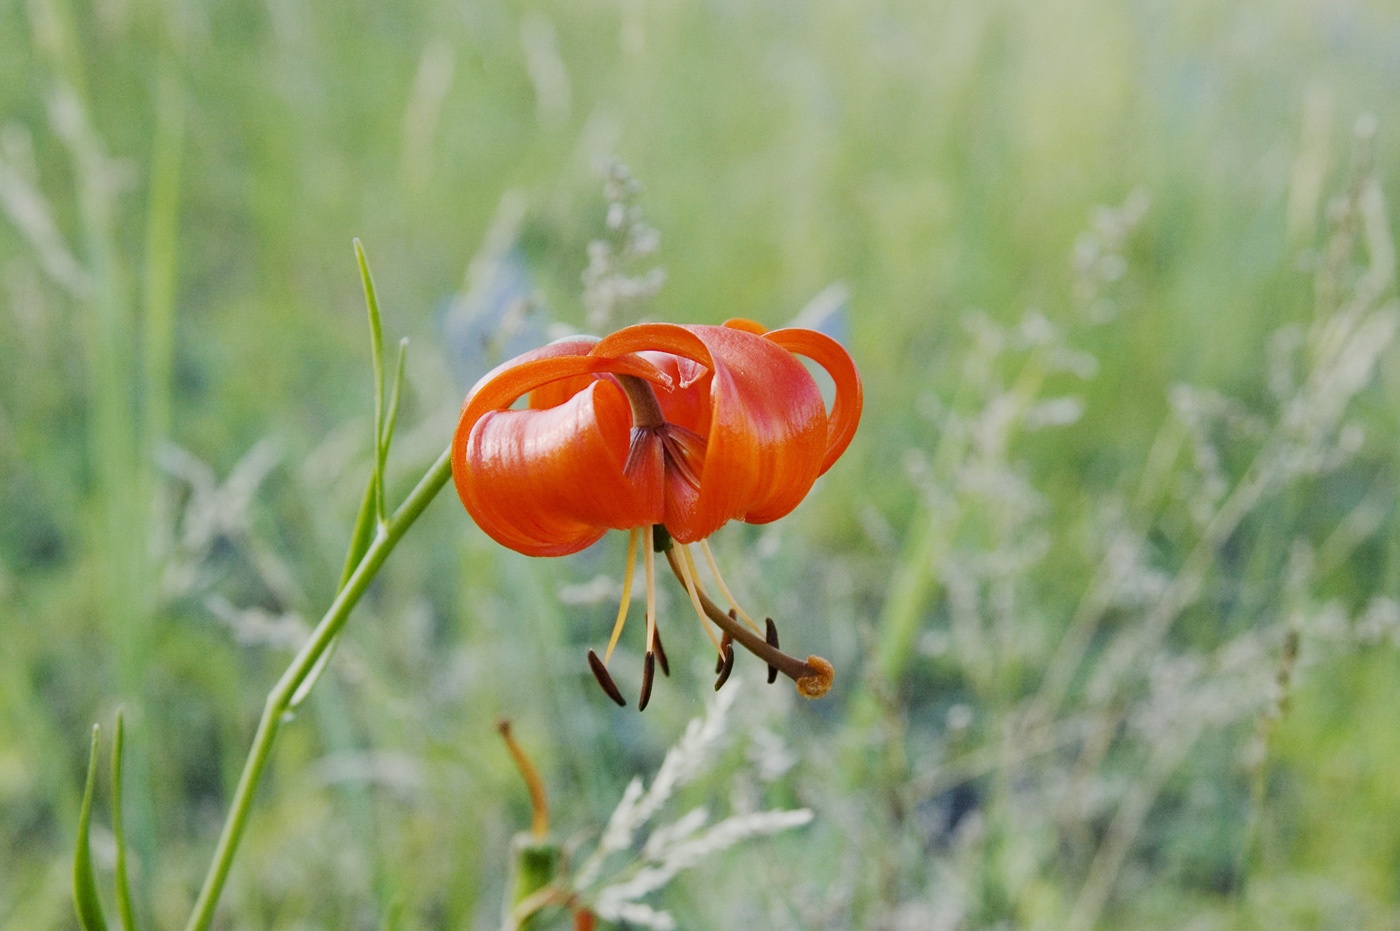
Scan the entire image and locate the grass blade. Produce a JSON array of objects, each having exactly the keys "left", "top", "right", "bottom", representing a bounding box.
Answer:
[
  {"left": 288, "top": 326, "right": 403, "bottom": 714},
  {"left": 111, "top": 712, "right": 137, "bottom": 931},
  {"left": 354, "top": 238, "right": 387, "bottom": 525},
  {"left": 382, "top": 337, "right": 408, "bottom": 455},
  {"left": 142, "top": 58, "right": 185, "bottom": 456},
  {"left": 74, "top": 724, "right": 109, "bottom": 931},
  {"left": 340, "top": 472, "right": 381, "bottom": 593}
]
